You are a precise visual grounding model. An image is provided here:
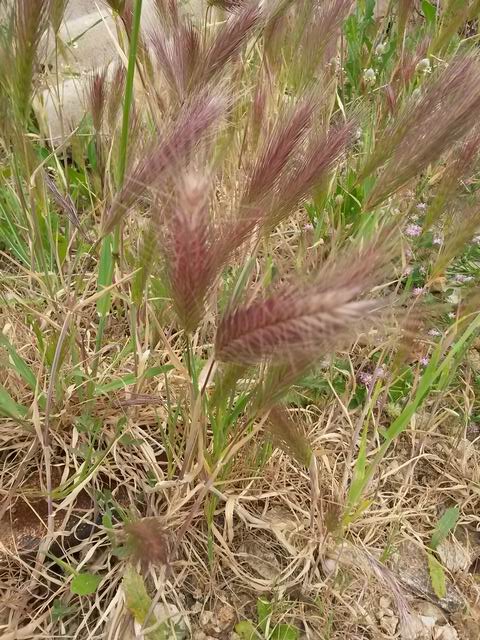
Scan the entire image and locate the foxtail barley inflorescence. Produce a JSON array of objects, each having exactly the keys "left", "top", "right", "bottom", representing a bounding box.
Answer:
[
  {"left": 214, "top": 237, "right": 390, "bottom": 367},
  {"left": 162, "top": 172, "right": 218, "bottom": 333},
  {"left": 365, "top": 55, "right": 480, "bottom": 208},
  {"left": 103, "top": 88, "right": 228, "bottom": 234},
  {"left": 12, "top": 0, "right": 51, "bottom": 123}
]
